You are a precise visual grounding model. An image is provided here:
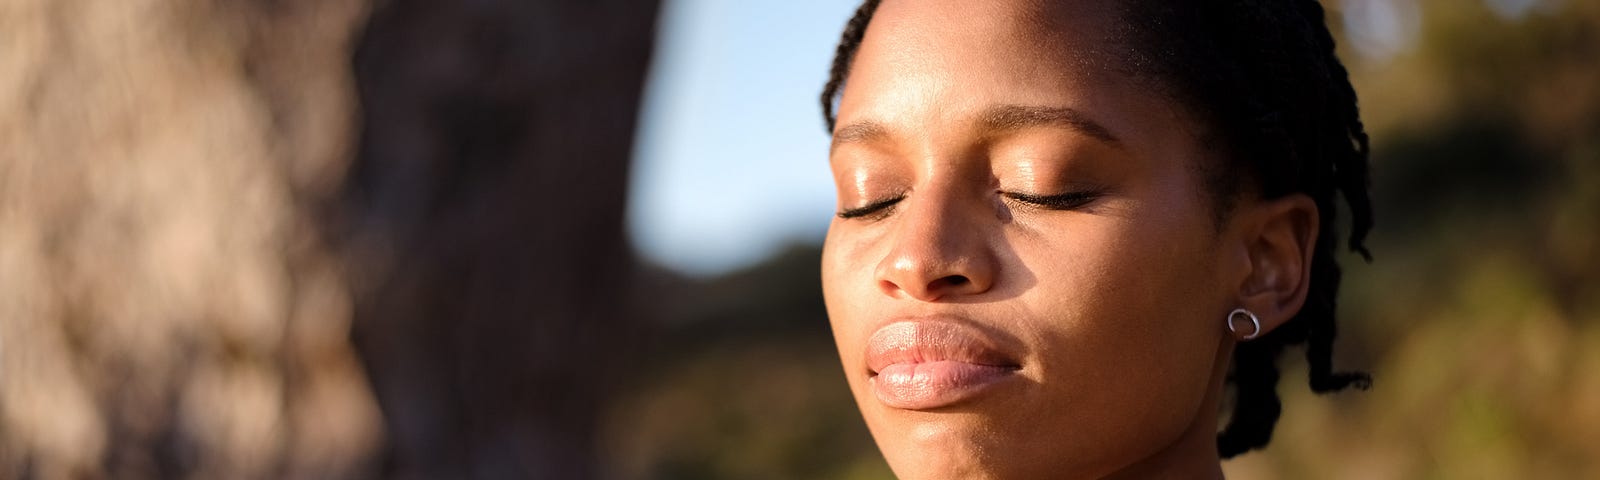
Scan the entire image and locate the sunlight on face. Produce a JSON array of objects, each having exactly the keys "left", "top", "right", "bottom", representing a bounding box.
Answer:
[{"left": 821, "top": 1, "right": 1241, "bottom": 478}]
